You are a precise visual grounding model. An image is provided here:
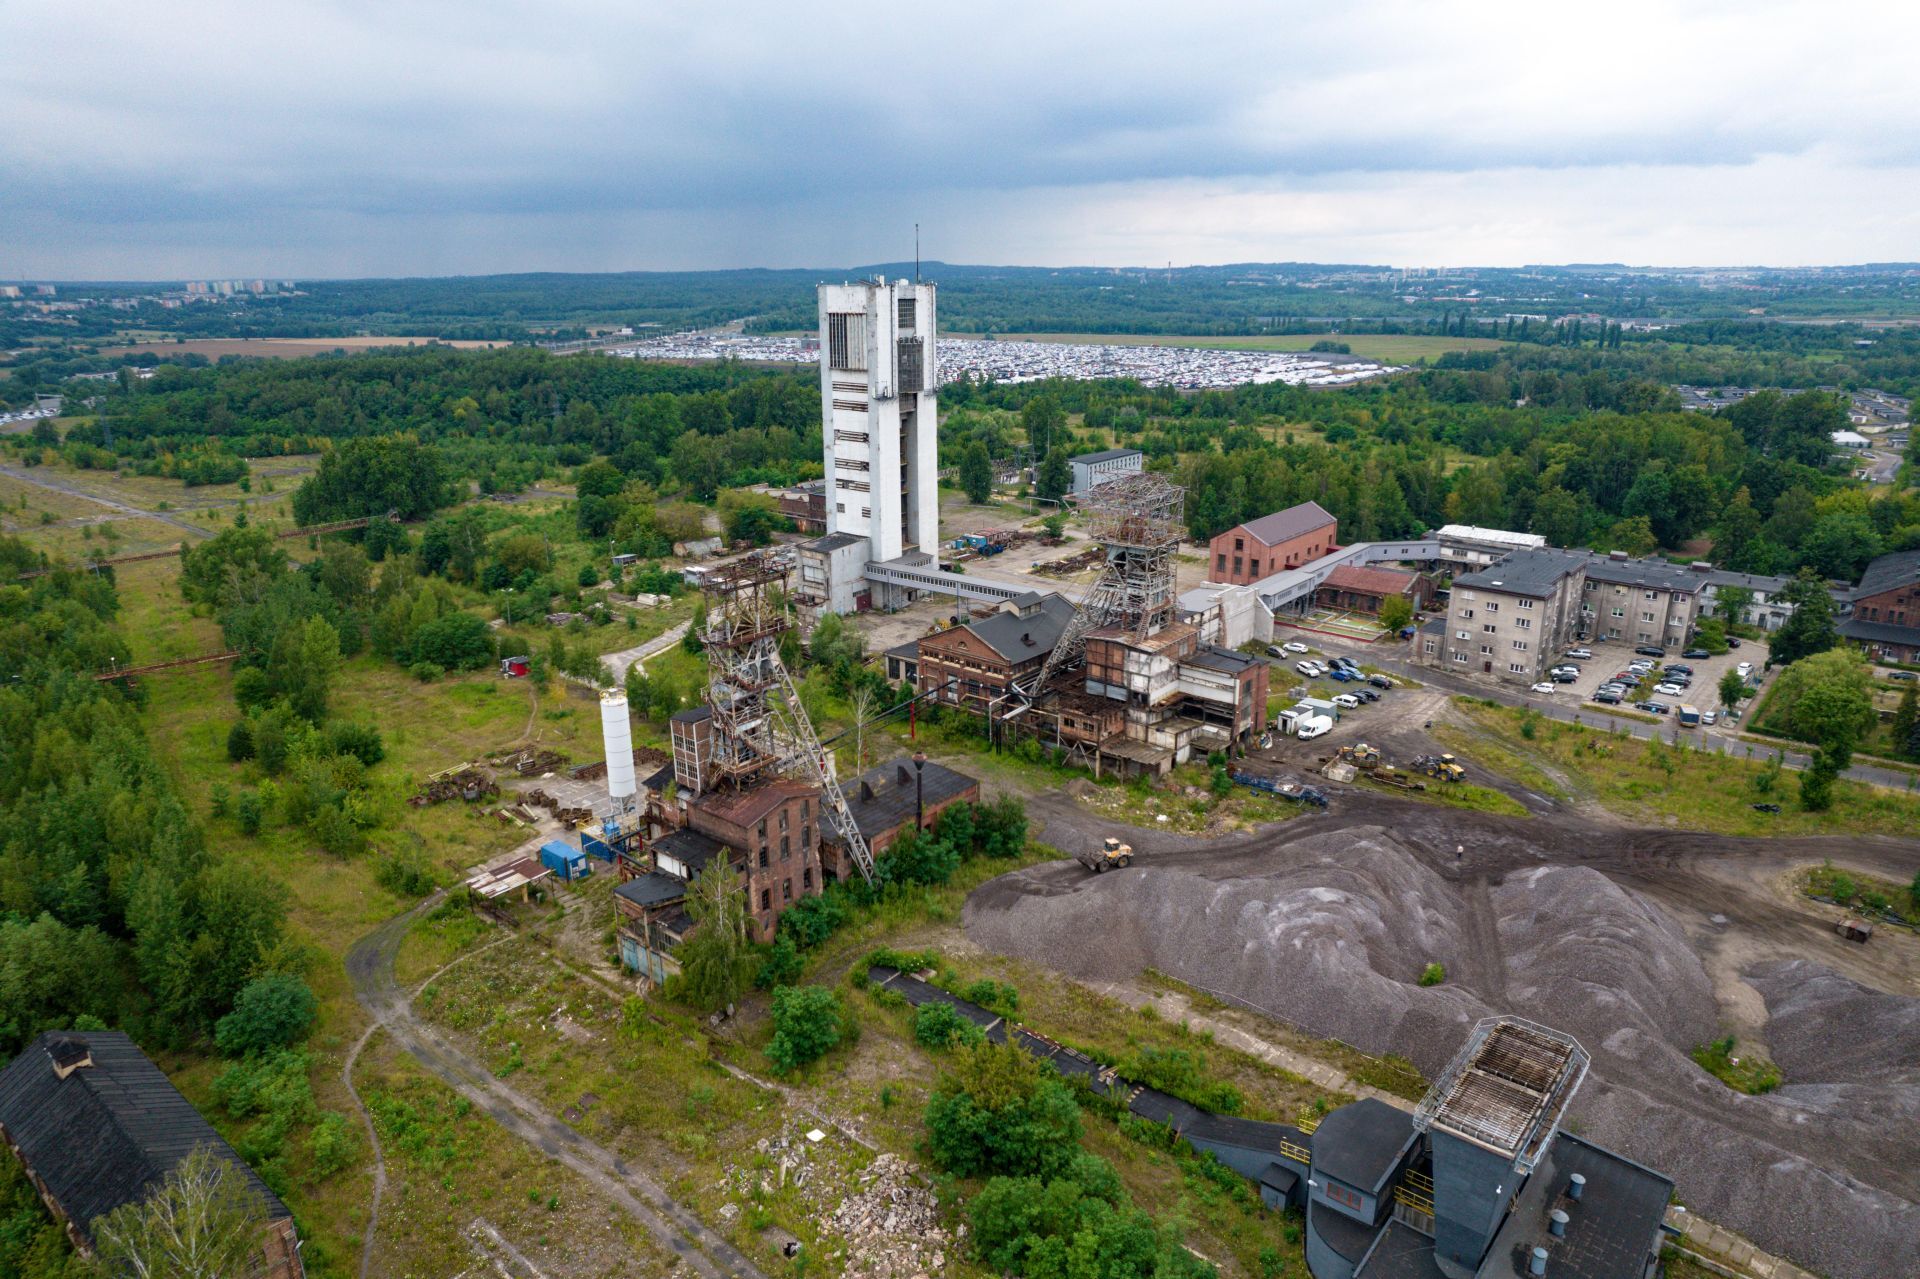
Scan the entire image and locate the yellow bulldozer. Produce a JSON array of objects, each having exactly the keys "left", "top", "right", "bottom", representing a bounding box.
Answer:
[
  {"left": 1413, "top": 753, "right": 1465, "bottom": 783},
  {"left": 1075, "top": 836, "right": 1136, "bottom": 873},
  {"left": 1336, "top": 742, "right": 1382, "bottom": 768}
]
